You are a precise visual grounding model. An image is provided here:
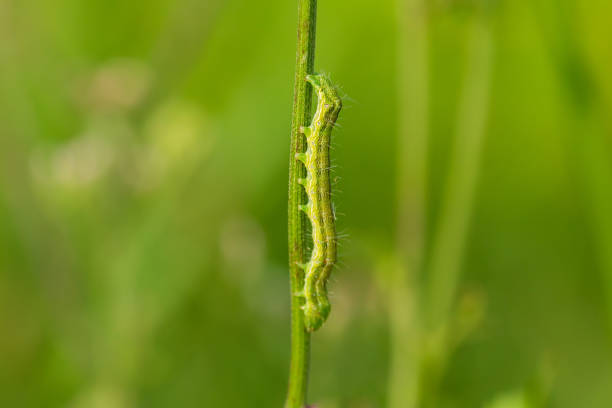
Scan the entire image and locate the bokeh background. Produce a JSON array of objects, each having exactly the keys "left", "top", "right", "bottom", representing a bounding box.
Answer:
[{"left": 2, "top": 0, "right": 612, "bottom": 407}]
